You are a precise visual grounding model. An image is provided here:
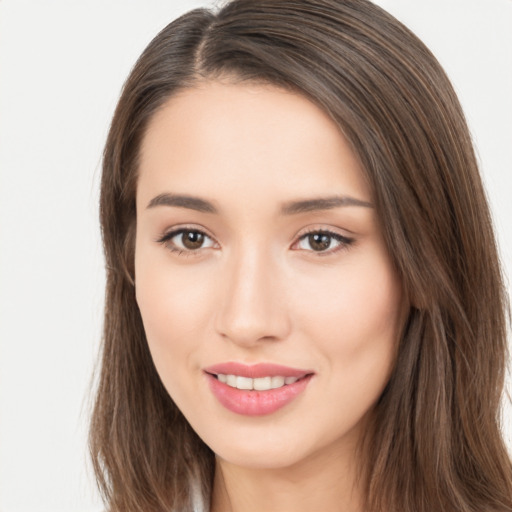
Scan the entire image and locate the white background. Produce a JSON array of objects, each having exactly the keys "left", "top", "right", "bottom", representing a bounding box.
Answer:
[{"left": 0, "top": 1, "right": 511, "bottom": 511}]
